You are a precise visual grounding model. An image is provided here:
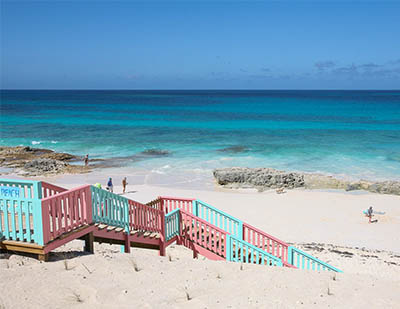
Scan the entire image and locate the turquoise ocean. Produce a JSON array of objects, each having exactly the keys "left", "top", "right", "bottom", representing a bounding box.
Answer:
[{"left": 1, "top": 90, "right": 400, "bottom": 184}]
